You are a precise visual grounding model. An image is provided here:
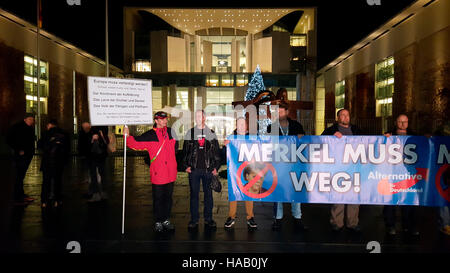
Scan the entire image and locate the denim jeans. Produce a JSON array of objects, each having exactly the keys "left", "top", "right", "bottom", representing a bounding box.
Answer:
[
  {"left": 273, "top": 202, "right": 302, "bottom": 219},
  {"left": 88, "top": 157, "right": 106, "bottom": 195},
  {"left": 13, "top": 154, "right": 33, "bottom": 201},
  {"left": 189, "top": 168, "right": 214, "bottom": 223}
]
